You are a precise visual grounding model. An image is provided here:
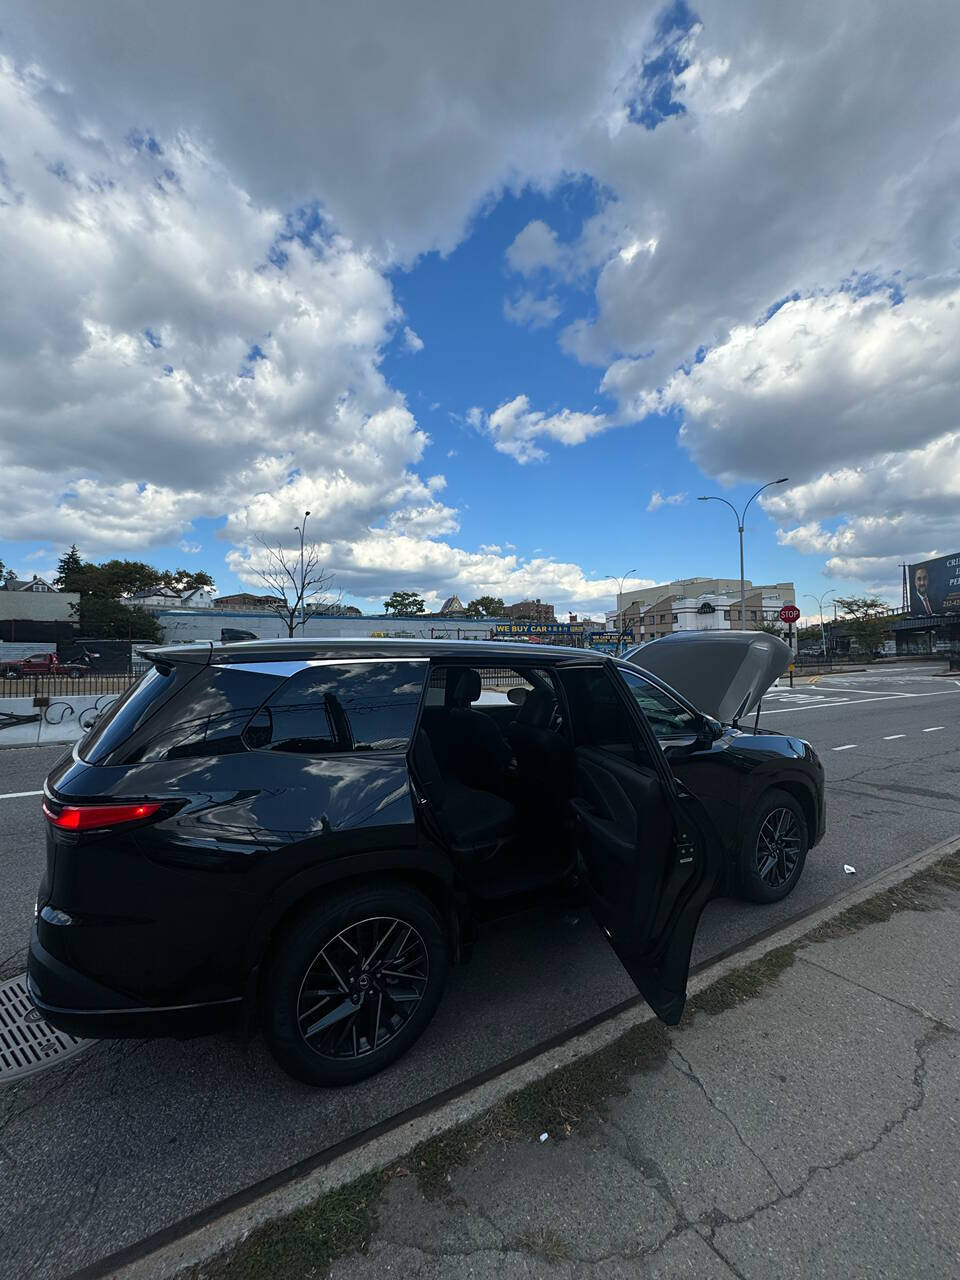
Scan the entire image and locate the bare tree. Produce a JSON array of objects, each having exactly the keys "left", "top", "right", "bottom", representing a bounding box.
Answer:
[{"left": 253, "top": 534, "right": 340, "bottom": 637}]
